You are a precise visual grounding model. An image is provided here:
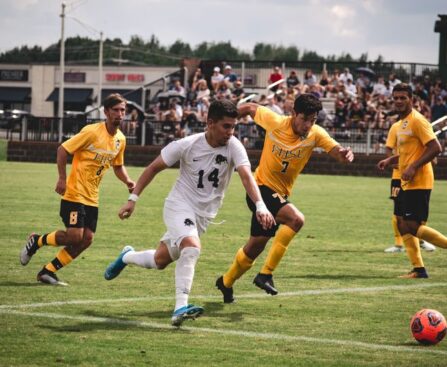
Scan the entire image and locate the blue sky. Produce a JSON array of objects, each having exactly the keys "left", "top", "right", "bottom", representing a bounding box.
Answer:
[{"left": 1, "top": 0, "right": 446, "bottom": 64}]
